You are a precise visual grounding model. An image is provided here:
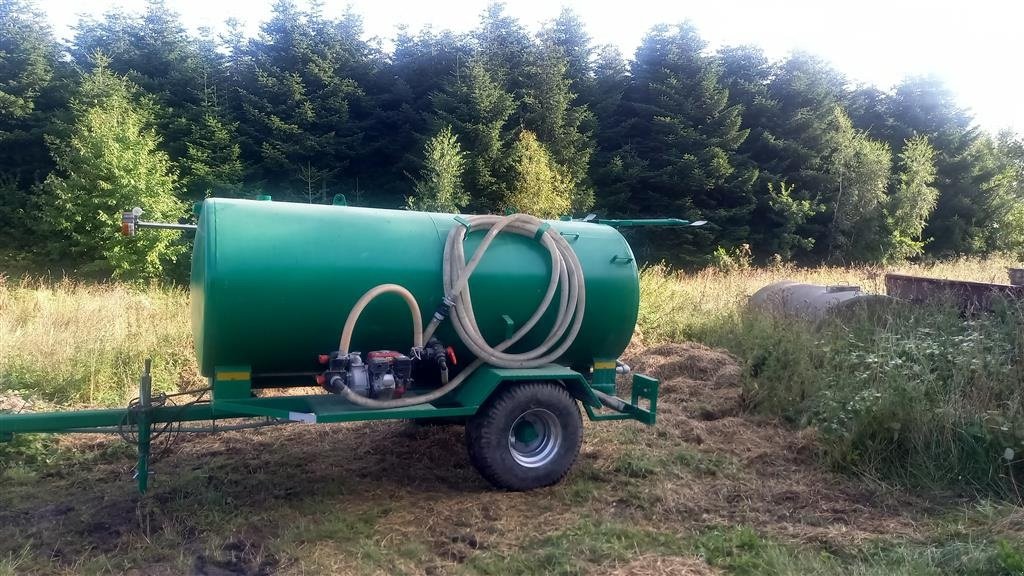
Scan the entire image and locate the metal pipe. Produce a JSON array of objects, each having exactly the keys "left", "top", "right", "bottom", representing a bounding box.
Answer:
[
  {"left": 63, "top": 419, "right": 289, "bottom": 435},
  {"left": 590, "top": 218, "right": 708, "bottom": 228},
  {"left": 593, "top": 389, "right": 628, "bottom": 412},
  {"left": 137, "top": 221, "right": 197, "bottom": 232}
]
